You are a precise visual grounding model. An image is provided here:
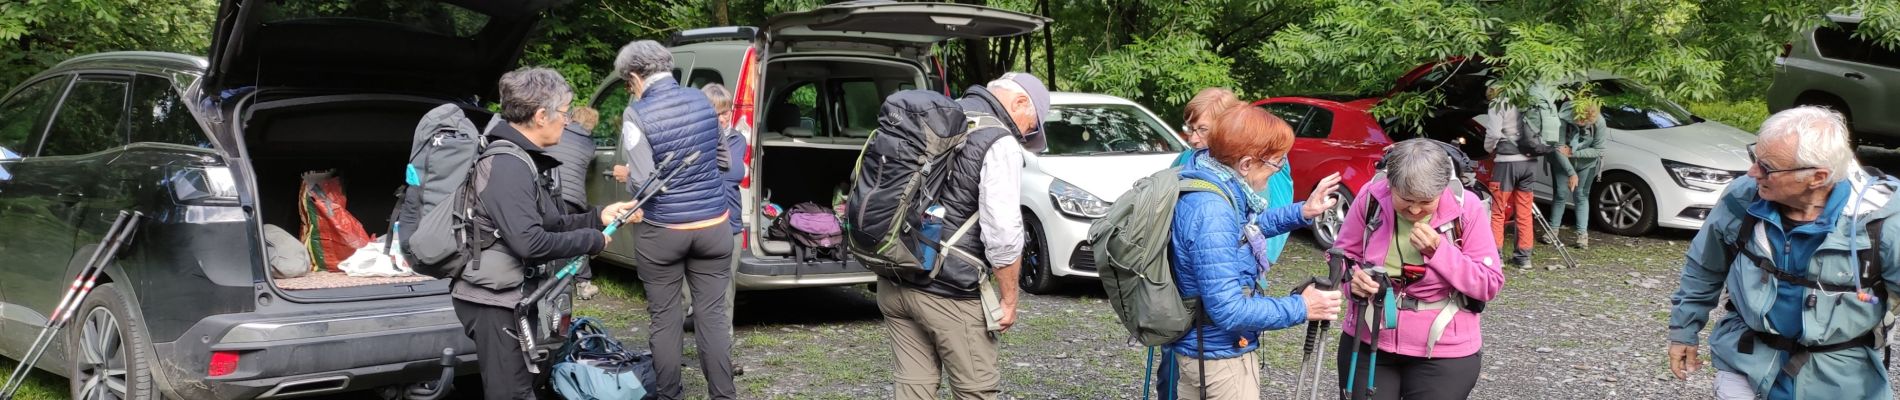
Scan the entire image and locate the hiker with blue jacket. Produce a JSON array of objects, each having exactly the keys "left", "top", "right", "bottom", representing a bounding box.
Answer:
[
  {"left": 613, "top": 40, "right": 737, "bottom": 400},
  {"left": 1172, "top": 88, "right": 1298, "bottom": 268},
  {"left": 1167, "top": 106, "right": 1344, "bottom": 399},
  {"left": 454, "top": 68, "right": 638, "bottom": 400},
  {"left": 1667, "top": 106, "right": 1900, "bottom": 399}
]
